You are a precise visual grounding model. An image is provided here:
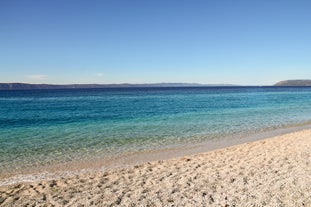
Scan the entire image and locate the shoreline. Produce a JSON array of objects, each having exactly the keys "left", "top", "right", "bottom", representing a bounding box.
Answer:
[
  {"left": 1, "top": 122, "right": 311, "bottom": 187},
  {"left": 1, "top": 126, "right": 311, "bottom": 206}
]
